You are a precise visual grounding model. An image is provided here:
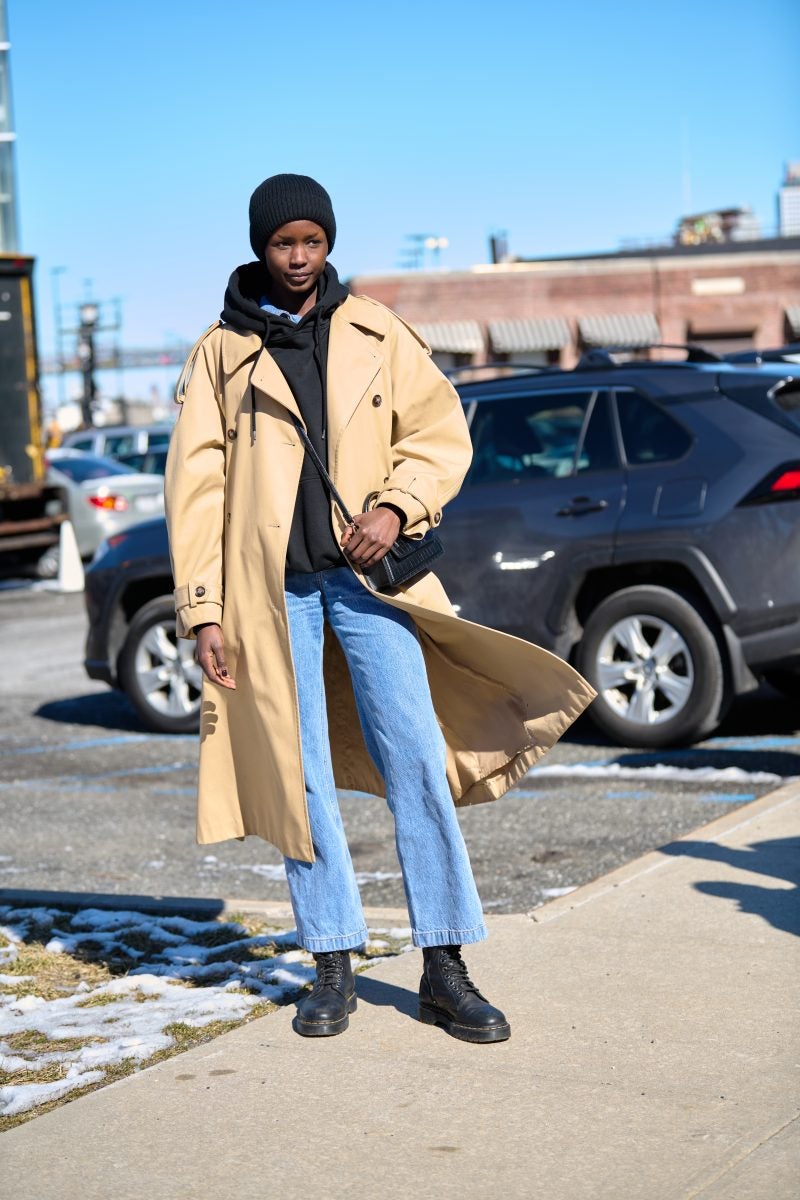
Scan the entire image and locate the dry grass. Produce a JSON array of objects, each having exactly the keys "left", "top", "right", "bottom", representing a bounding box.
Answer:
[
  {"left": 0, "top": 941, "right": 108, "bottom": 1001},
  {"left": 0, "top": 908, "right": 408, "bottom": 1134}
]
